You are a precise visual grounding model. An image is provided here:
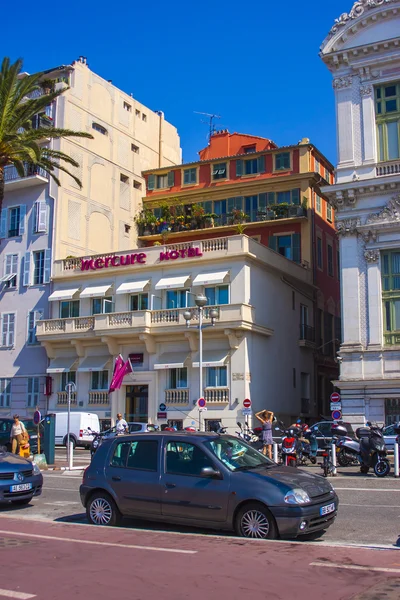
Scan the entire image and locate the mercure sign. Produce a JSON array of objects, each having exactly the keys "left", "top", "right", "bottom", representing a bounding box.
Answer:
[{"left": 81, "top": 247, "right": 203, "bottom": 271}]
